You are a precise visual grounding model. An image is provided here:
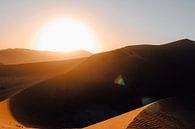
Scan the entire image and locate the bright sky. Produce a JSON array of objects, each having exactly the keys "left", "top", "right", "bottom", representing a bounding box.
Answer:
[{"left": 0, "top": 0, "right": 195, "bottom": 52}]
